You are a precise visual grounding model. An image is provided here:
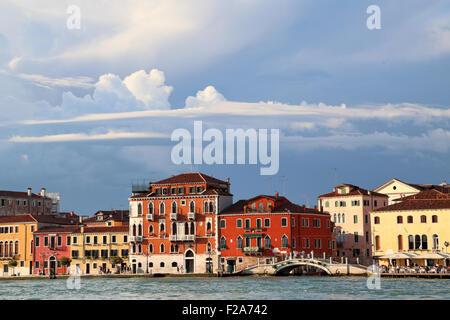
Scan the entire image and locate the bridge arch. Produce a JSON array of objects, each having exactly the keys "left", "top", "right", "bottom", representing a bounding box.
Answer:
[{"left": 274, "top": 261, "right": 332, "bottom": 276}]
